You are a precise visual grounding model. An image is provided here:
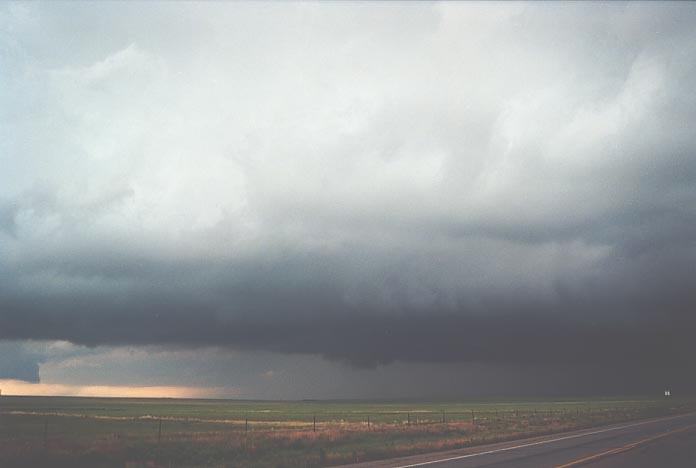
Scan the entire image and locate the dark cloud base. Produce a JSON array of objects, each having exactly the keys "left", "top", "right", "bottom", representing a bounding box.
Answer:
[
  {"left": 0, "top": 342, "right": 41, "bottom": 382},
  {"left": 2, "top": 238, "right": 695, "bottom": 394},
  {"left": 2, "top": 304, "right": 693, "bottom": 378}
]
